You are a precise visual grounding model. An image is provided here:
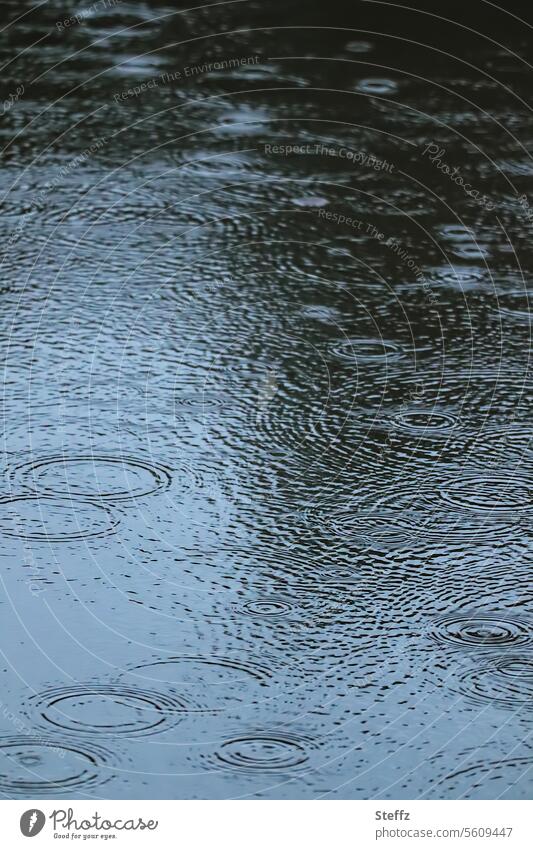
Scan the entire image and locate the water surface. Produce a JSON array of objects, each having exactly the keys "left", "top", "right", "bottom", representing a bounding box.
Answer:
[{"left": 0, "top": 0, "right": 531, "bottom": 799}]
